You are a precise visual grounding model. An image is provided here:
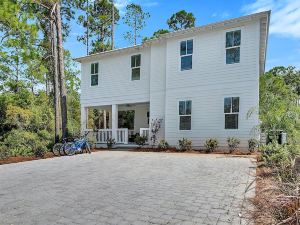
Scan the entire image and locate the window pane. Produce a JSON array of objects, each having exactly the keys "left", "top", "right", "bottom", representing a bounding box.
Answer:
[
  {"left": 94, "top": 63, "right": 99, "bottom": 74},
  {"left": 226, "top": 31, "right": 233, "bottom": 48},
  {"left": 234, "top": 30, "right": 241, "bottom": 46},
  {"left": 232, "top": 97, "right": 239, "bottom": 113},
  {"left": 181, "top": 55, "right": 192, "bottom": 70},
  {"left": 226, "top": 47, "right": 240, "bottom": 64},
  {"left": 131, "top": 56, "right": 135, "bottom": 68},
  {"left": 224, "top": 97, "right": 231, "bottom": 113},
  {"left": 180, "top": 116, "right": 191, "bottom": 130},
  {"left": 91, "top": 63, "right": 94, "bottom": 74},
  {"left": 179, "top": 101, "right": 186, "bottom": 115},
  {"left": 225, "top": 114, "right": 238, "bottom": 129},
  {"left": 180, "top": 41, "right": 186, "bottom": 56},
  {"left": 186, "top": 100, "right": 192, "bottom": 115},
  {"left": 132, "top": 68, "right": 140, "bottom": 80},
  {"left": 136, "top": 55, "right": 141, "bottom": 67},
  {"left": 91, "top": 74, "right": 98, "bottom": 86},
  {"left": 187, "top": 40, "right": 193, "bottom": 54}
]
